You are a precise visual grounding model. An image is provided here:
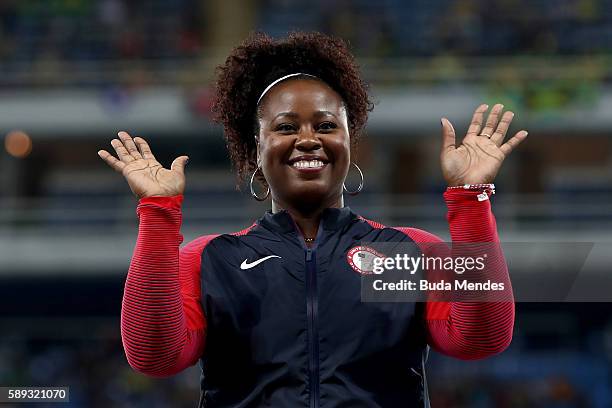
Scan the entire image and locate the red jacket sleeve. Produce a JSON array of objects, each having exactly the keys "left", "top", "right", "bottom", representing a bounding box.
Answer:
[
  {"left": 120, "top": 195, "right": 214, "bottom": 377},
  {"left": 395, "top": 189, "right": 514, "bottom": 360}
]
